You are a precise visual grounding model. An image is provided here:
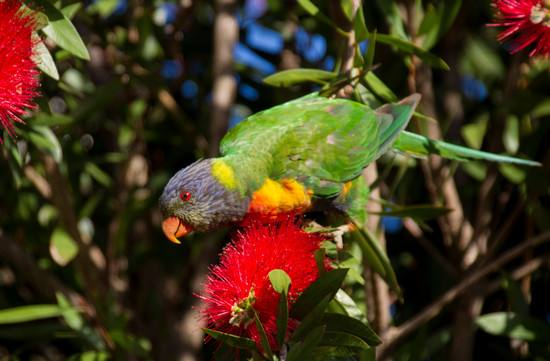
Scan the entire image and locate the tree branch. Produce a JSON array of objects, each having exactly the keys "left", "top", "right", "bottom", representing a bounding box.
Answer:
[{"left": 378, "top": 230, "right": 550, "bottom": 360}]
